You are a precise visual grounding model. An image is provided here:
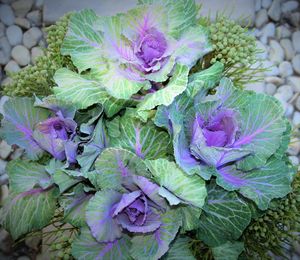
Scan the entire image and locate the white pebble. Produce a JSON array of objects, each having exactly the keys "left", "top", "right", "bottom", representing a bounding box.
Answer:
[
  {"left": 0, "top": 4, "right": 15, "bottom": 26},
  {"left": 4, "top": 60, "right": 20, "bottom": 73},
  {"left": 295, "top": 96, "right": 300, "bottom": 111},
  {"left": 276, "top": 25, "right": 292, "bottom": 39},
  {"left": 1, "top": 77, "right": 13, "bottom": 87},
  {"left": 31, "top": 46, "right": 43, "bottom": 63},
  {"left": 265, "top": 83, "right": 277, "bottom": 95},
  {"left": 276, "top": 85, "right": 294, "bottom": 101},
  {"left": 279, "top": 61, "right": 293, "bottom": 77},
  {"left": 260, "top": 22, "right": 275, "bottom": 44},
  {"left": 292, "top": 31, "right": 300, "bottom": 53},
  {"left": 255, "top": 0, "right": 262, "bottom": 11},
  {"left": 11, "top": 0, "right": 34, "bottom": 17},
  {"left": 289, "top": 12, "right": 300, "bottom": 27},
  {"left": 11, "top": 45, "right": 31, "bottom": 66},
  {"left": 268, "top": 0, "right": 281, "bottom": 21},
  {"left": 34, "top": 0, "right": 44, "bottom": 9},
  {"left": 26, "top": 10, "right": 41, "bottom": 26},
  {"left": 23, "top": 27, "right": 43, "bottom": 49},
  {"left": 0, "top": 140, "right": 12, "bottom": 159},
  {"left": 288, "top": 76, "right": 300, "bottom": 92},
  {"left": 280, "top": 38, "right": 295, "bottom": 61},
  {"left": 281, "top": 1, "right": 299, "bottom": 13},
  {"left": 256, "top": 40, "right": 268, "bottom": 59},
  {"left": 0, "top": 37, "right": 11, "bottom": 65},
  {"left": 292, "top": 111, "right": 300, "bottom": 126},
  {"left": 269, "top": 40, "right": 285, "bottom": 64},
  {"left": 0, "top": 22, "right": 4, "bottom": 38},
  {"left": 14, "top": 17, "right": 31, "bottom": 29},
  {"left": 6, "top": 25, "right": 23, "bottom": 46},
  {"left": 265, "top": 76, "right": 284, "bottom": 86},
  {"left": 263, "top": 60, "right": 279, "bottom": 76},
  {"left": 292, "top": 54, "right": 300, "bottom": 75},
  {"left": 262, "top": 0, "right": 272, "bottom": 8},
  {"left": 285, "top": 103, "right": 294, "bottom": 117},
  {"left": 255, "top": 9, "right": 268, "bottom": 28}
]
